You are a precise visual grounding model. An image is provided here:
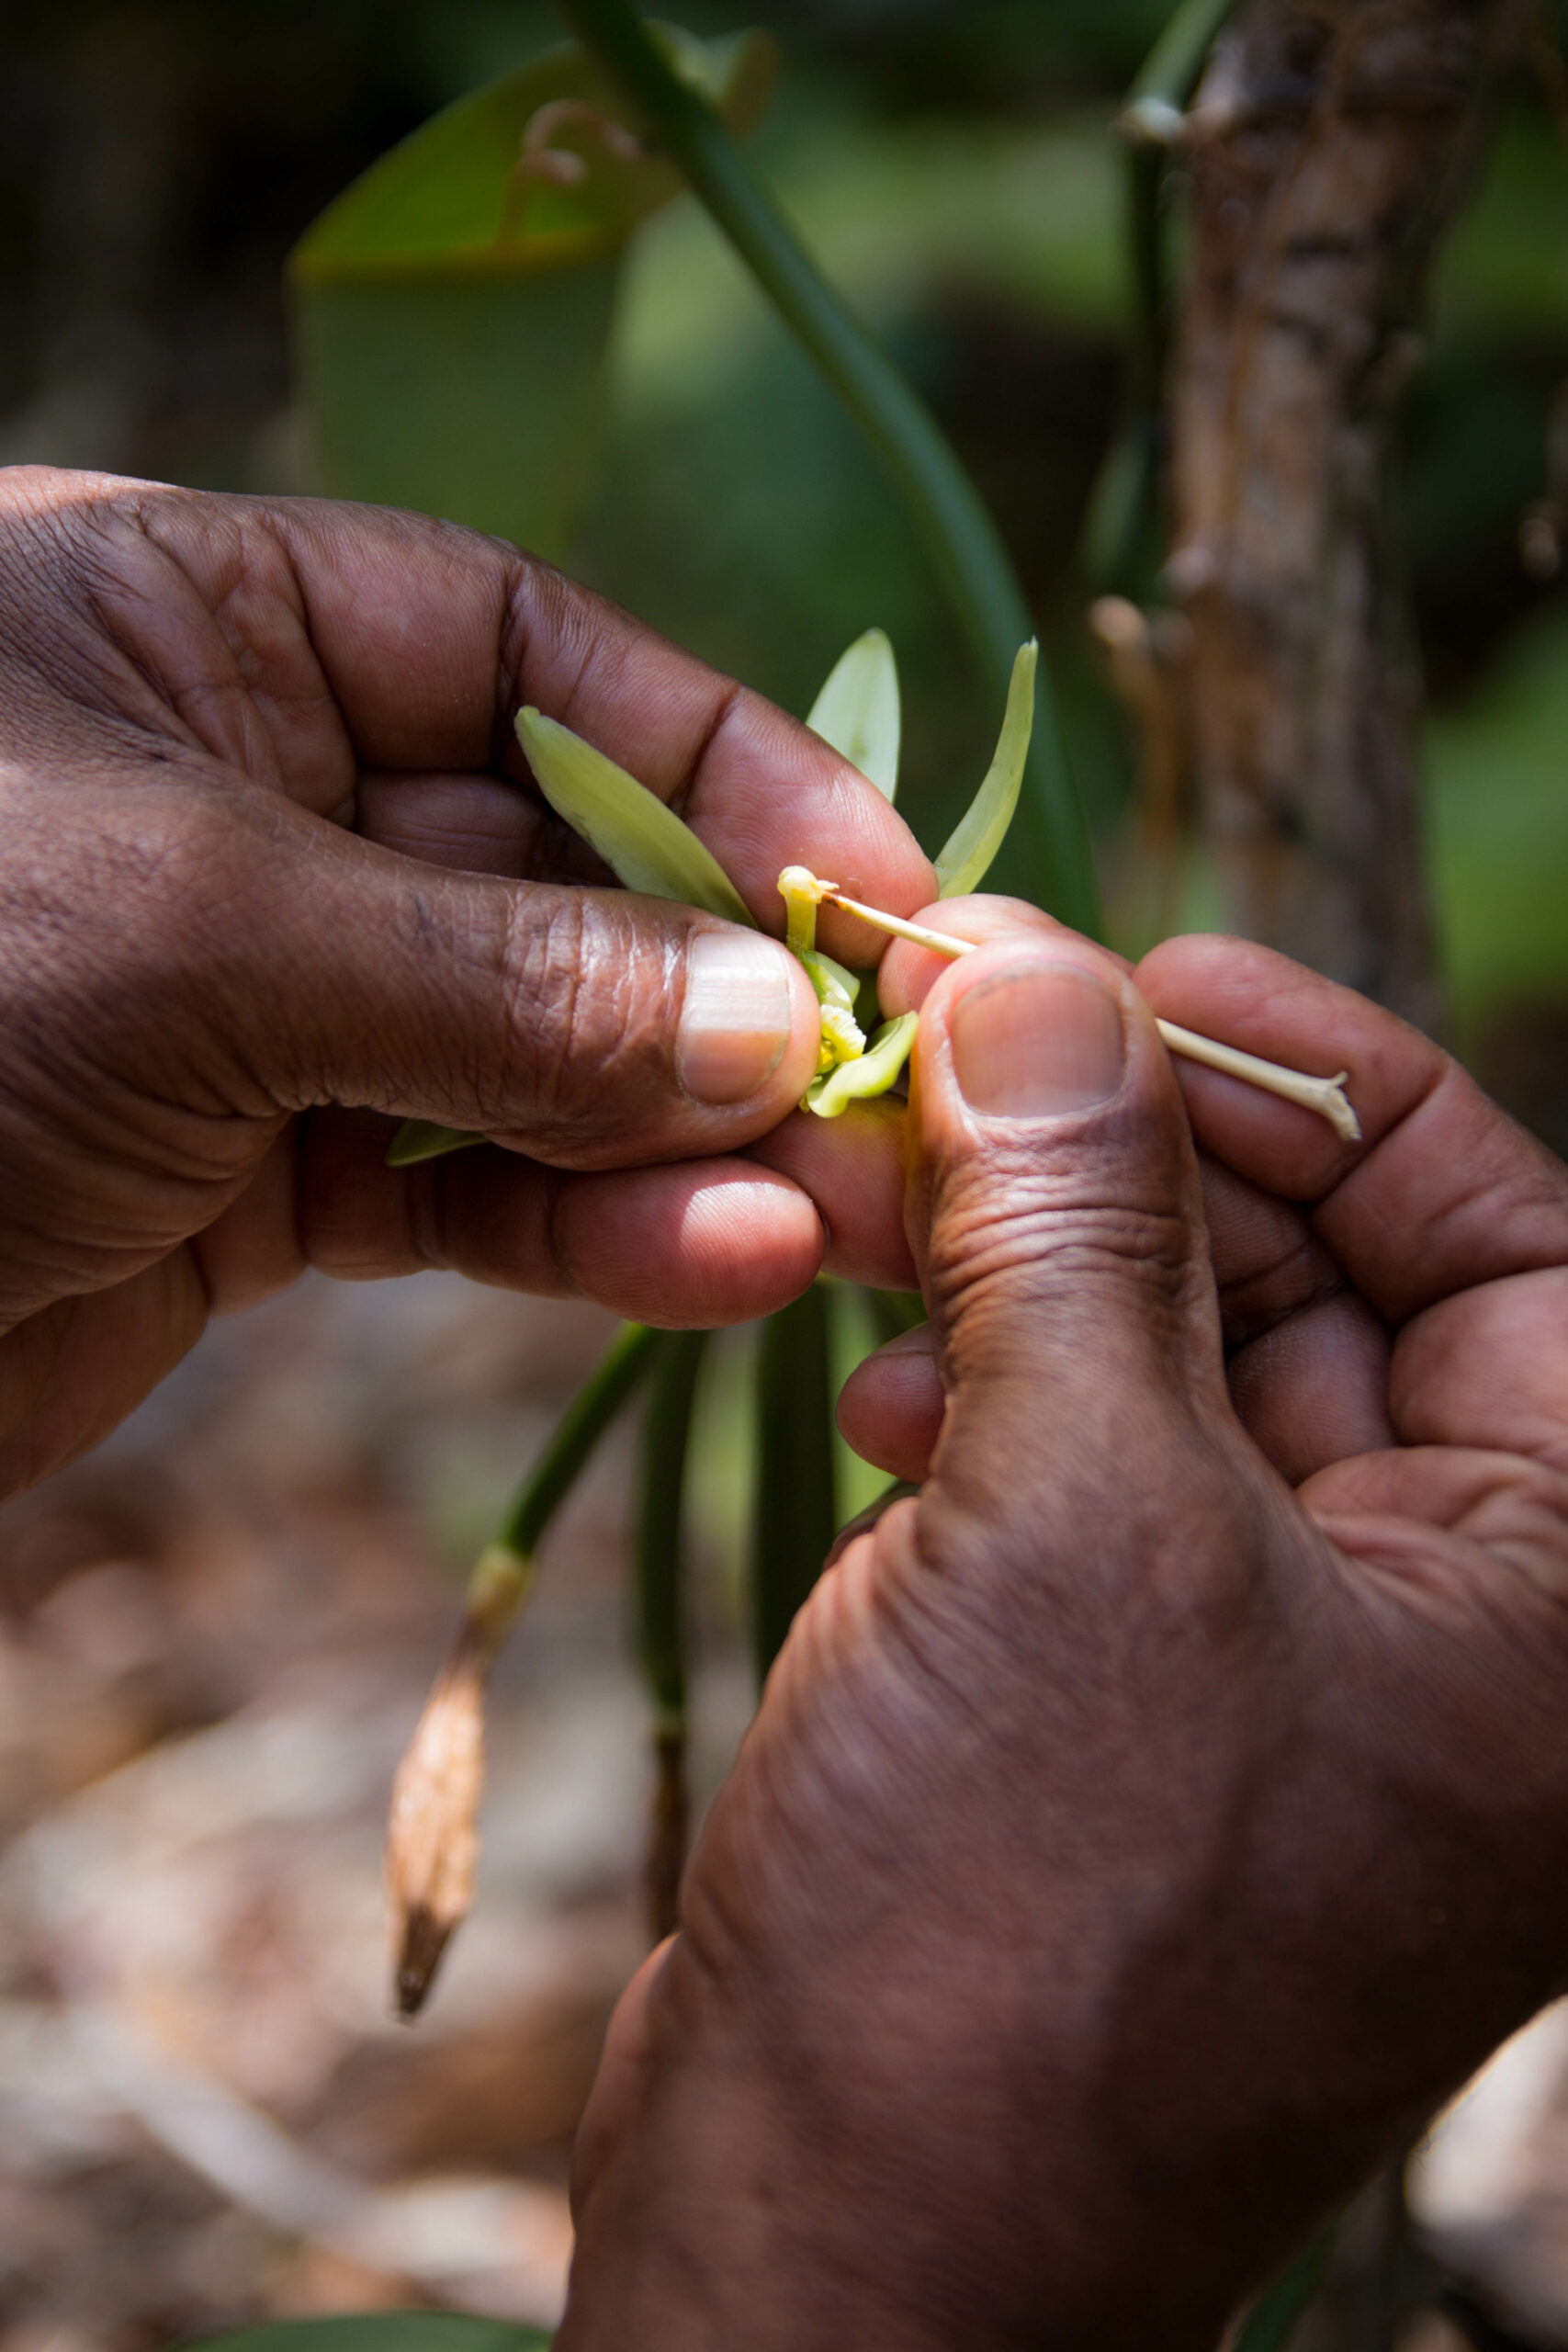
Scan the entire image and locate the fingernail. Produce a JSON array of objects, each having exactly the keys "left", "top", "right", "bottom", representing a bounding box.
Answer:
[
  {"left": 951, "top": 961, "right": 1124, "bottom": 1118},
  {"left": 678, "top": 930, "right": 795, "bottom": 1105}
]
